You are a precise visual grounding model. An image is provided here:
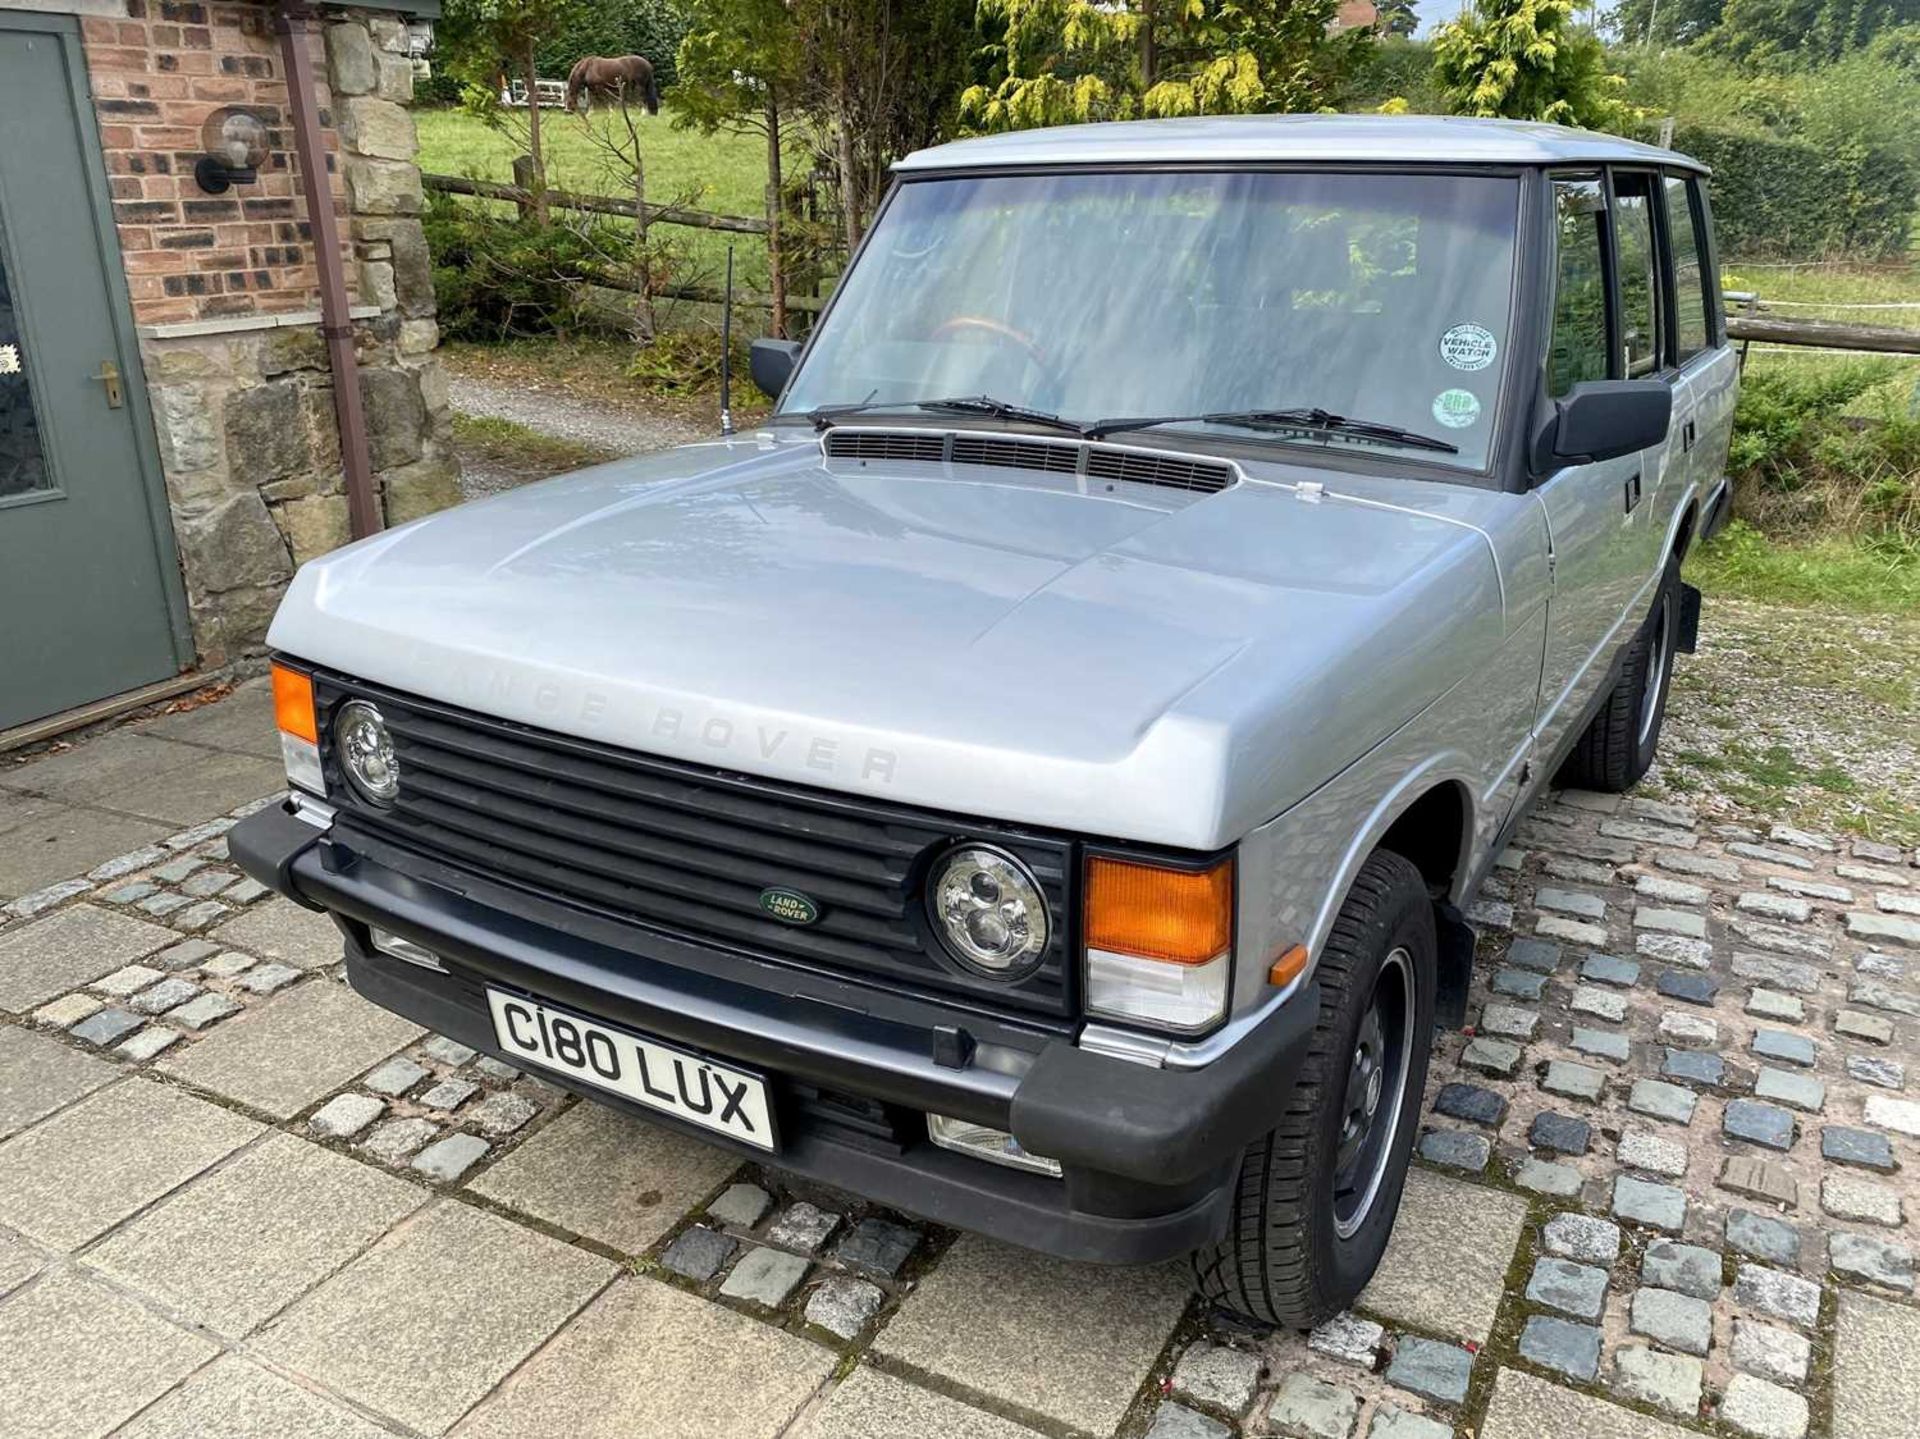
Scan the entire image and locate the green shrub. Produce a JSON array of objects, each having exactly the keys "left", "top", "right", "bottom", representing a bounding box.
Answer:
[
  {"left": 423, "top": 193, "right": 628, "bottom": 341},
  {"left": 1729, "top": 360, "right": 1920, "bottom": 538}
]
